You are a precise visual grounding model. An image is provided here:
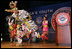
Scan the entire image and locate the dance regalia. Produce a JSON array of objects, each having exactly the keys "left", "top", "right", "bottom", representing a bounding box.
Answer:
[
  {"left": 8, "top": 17, "right": 15, "bottom": 38},
  {"left": 41, "top": 21, "right": 48, "bottom": 40},
  {"left": 6, "top": 5, "right": 38, "bottom": 42},
  {"left": 43, "top": 21, "right": 48, "bottom": 32},
  {"left": 9, "top": 25, "right": 17, "bottom": 38}
]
